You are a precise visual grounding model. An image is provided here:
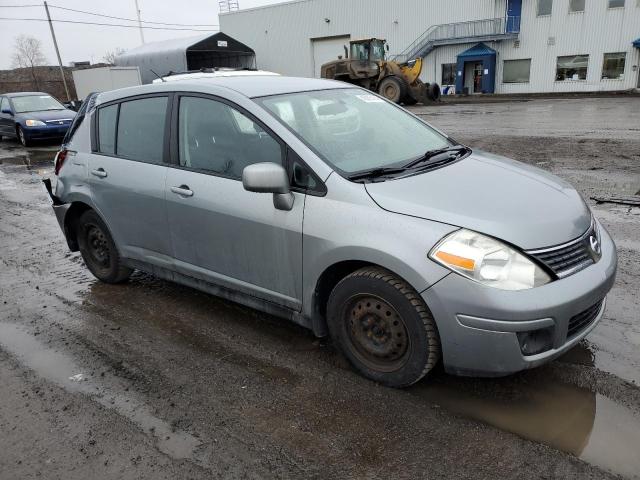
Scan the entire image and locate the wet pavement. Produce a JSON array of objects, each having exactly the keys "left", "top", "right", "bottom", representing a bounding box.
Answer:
[{"left": 0, "top": 96, "right": 639, "bottom": 479}]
